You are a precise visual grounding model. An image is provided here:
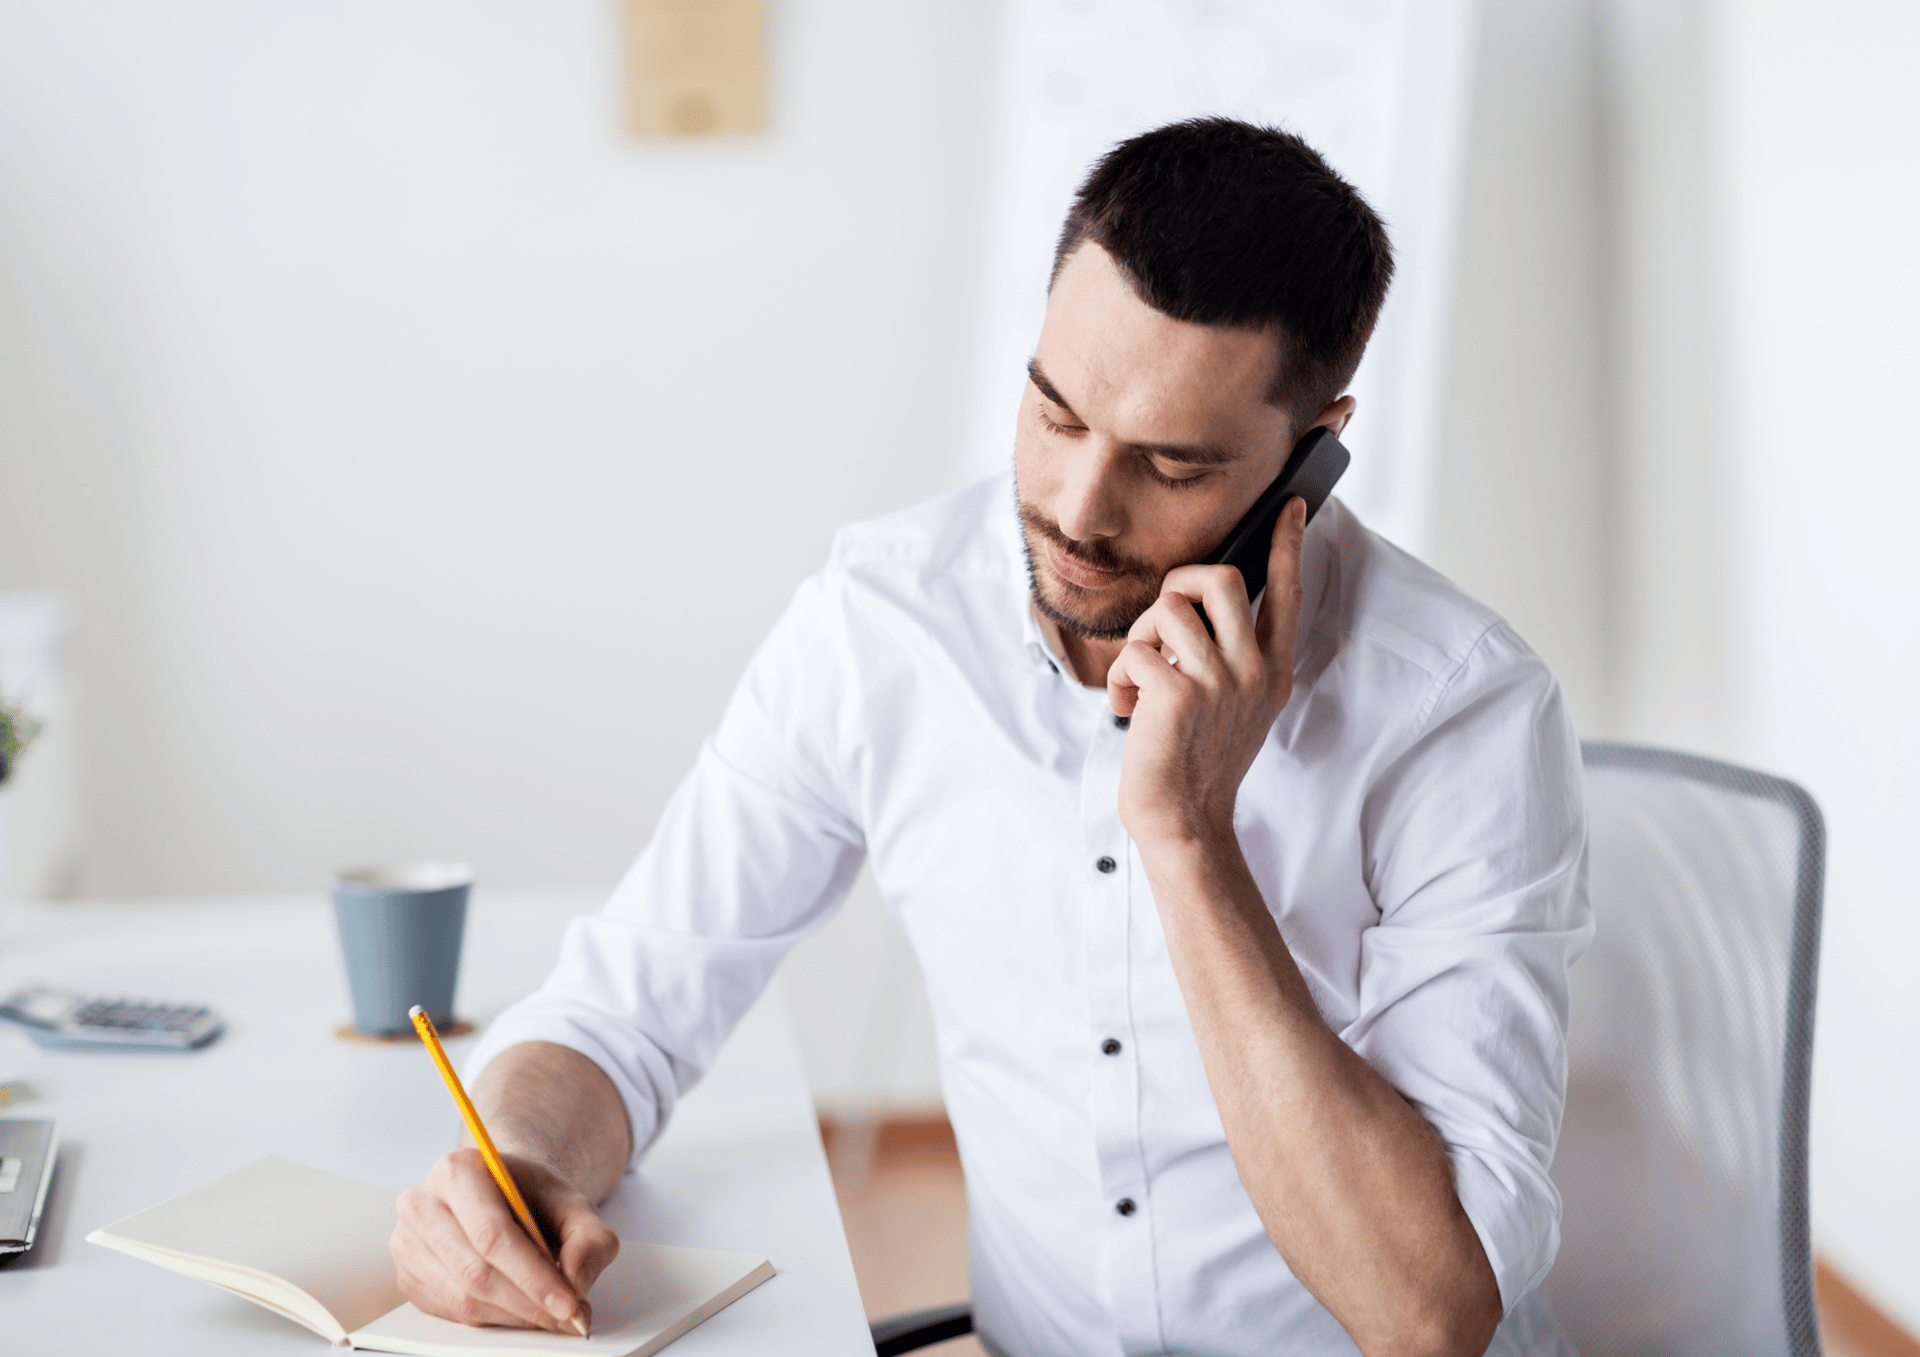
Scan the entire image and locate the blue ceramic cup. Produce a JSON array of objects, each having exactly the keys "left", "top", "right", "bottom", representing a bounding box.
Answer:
[{"left": 331, "top": 862, "right": 471, "bottom": 1037}]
